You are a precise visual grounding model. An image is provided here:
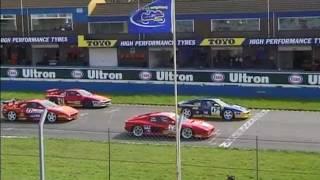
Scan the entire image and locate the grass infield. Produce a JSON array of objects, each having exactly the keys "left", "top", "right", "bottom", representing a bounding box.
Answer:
[
  {"left": 1, "top": 91, "right": 320, "bottom": 111},
  {"left": 1, "top": 138, "right": 320, "bottom": 180}
]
